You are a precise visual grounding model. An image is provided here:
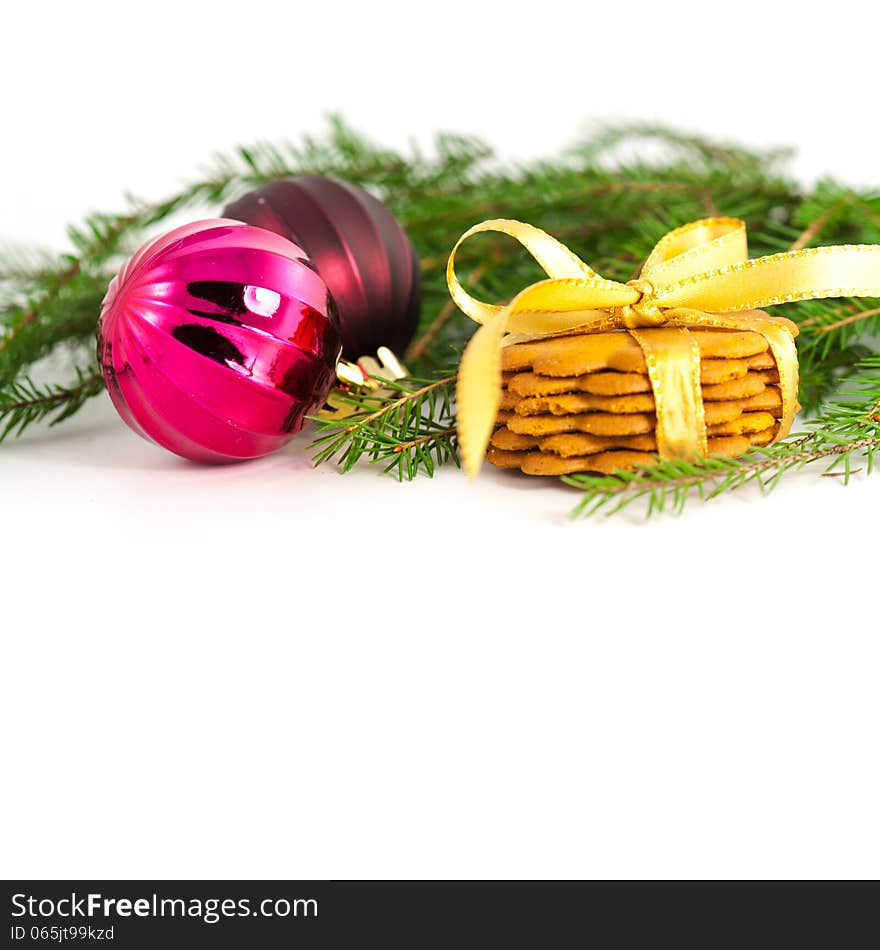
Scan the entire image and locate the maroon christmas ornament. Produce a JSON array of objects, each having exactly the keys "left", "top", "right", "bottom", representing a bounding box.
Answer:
[{"left": 224, "top": 176, "right": 421, "bottom": 358}]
